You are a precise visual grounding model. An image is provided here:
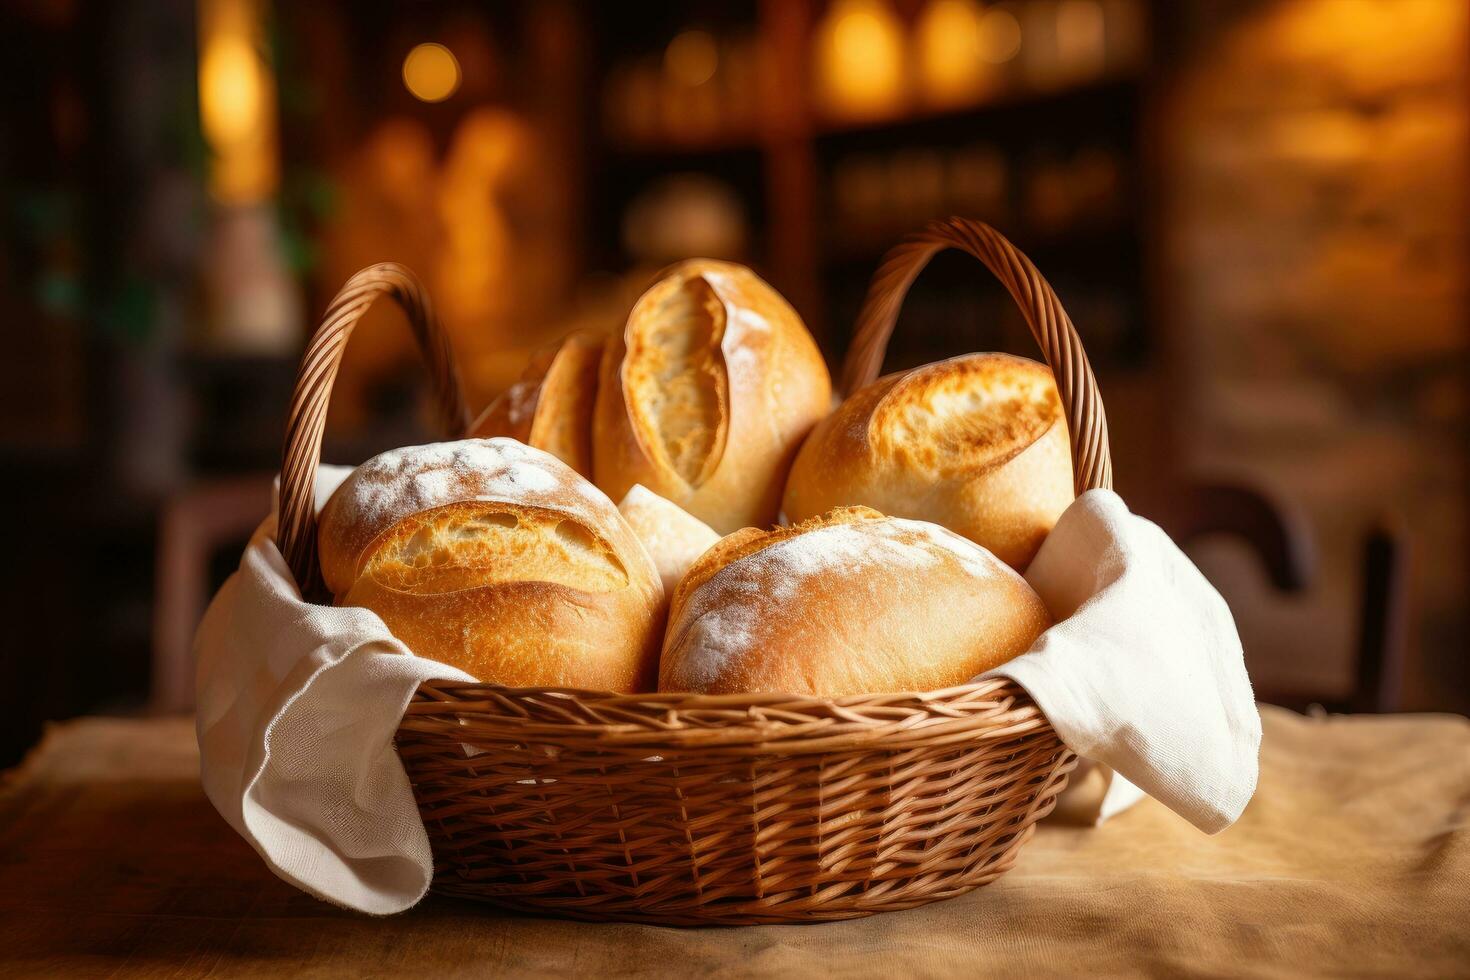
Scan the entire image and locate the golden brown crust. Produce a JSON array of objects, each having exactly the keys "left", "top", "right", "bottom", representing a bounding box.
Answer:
[
  {"left": 781, "top": 353, "right": 1074, "bottom": 571},
  {"left": 621, "top": 274, "right": 731, "bottom": 487},
  {"left": 318, "top": 438, "right": 631, "bottom": 596},
  {"left": 668, "top": 506, "right": 885, "bottom": 619},
  {"left": 317, "top": 438, "right": 663, "bottom": 691},
  {"left": 870, "top": 354, "right": 1061, "bottom": 476},
  {"left": 344, "top": 575, "right": 660, "bottom": 691},
  {"left": 667, "top": 527, "right": 766, "bottom": 617},
  {"left": 659, "top": 506, "right": 1051, "bottom": 696},
  {"left": 469, "top": 330, "right": 605, "bottom": 478},
  {"left": 593, "top": 260, "right": 831, "bottom": 535},
  {"left": 359, "top": 501, "right": 630, "bottom": 596}
]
